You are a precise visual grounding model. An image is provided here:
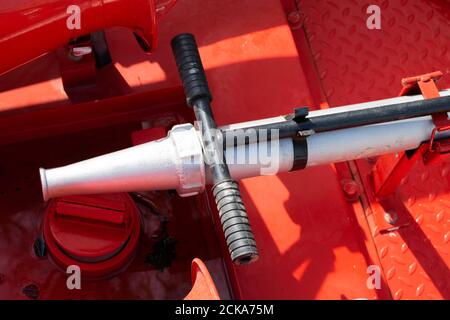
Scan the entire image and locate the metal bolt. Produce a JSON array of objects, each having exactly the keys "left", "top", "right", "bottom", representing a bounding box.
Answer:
[
  {"left": 288, "top": 11, "right": 304, "bottom": 28},
  {"left": 288, "top": 11, "right": 301, "bottom": 24},
  {"left": 341, "top": 179, "right": 360, "bottom": 201},
  {"left": 384, "top": 211, "right": 398, "bottom": 225}
]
